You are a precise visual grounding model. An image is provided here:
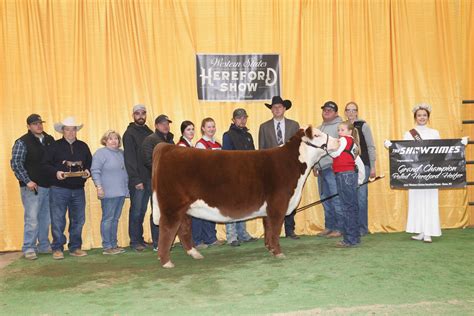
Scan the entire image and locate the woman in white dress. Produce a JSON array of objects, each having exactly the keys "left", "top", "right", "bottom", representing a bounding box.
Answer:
[{"left": 403, "top": 104, "right": 440, "bottom": 243}]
